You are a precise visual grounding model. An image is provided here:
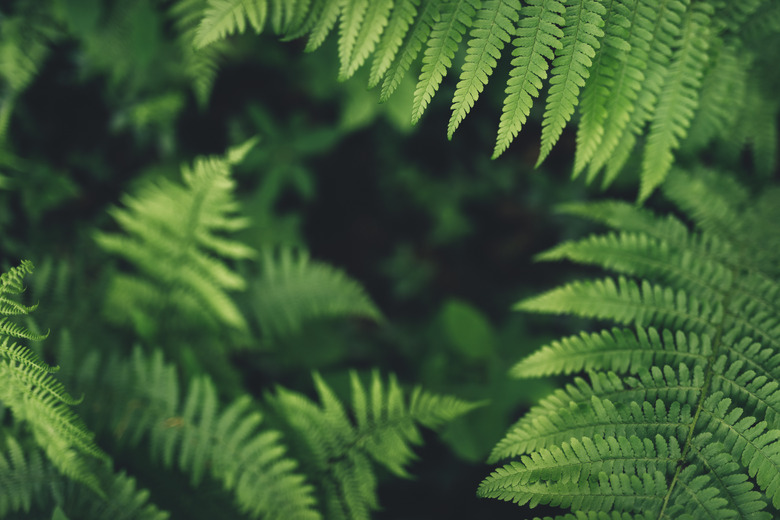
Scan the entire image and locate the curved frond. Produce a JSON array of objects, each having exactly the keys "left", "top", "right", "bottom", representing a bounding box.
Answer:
[
  {"left": 253, "top": 247, "right": 382, "bottom": 337},
  {"left": 447, "top": 0, "right": 522, "bottom": 138},
  {"left": 536, "top": 0, "right": 606, "bottom": 165},
  {"left": 411, "top": 0, "right": 479, "bottom": 124}
]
